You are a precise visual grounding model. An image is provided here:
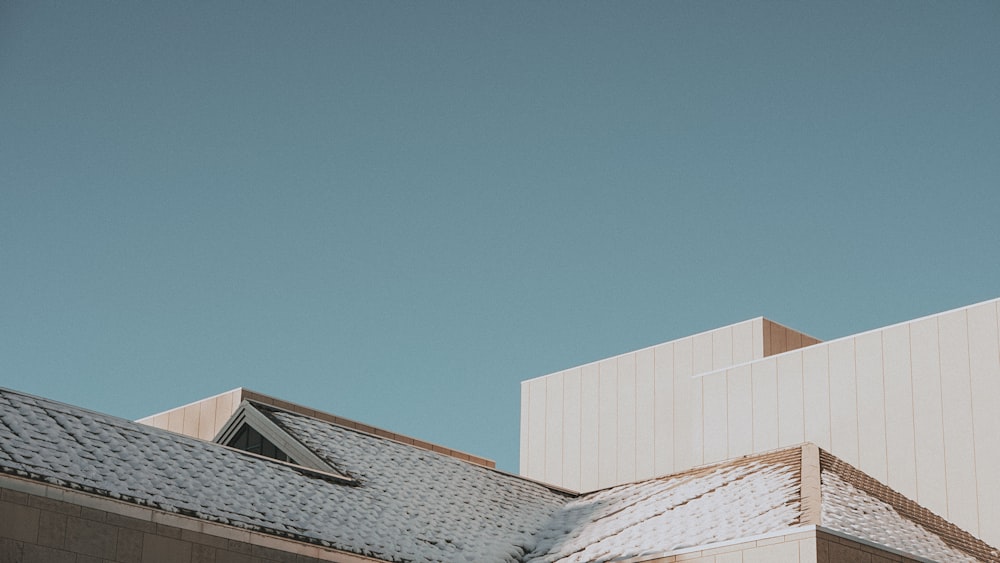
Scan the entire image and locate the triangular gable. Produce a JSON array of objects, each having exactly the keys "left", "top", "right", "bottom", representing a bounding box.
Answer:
[{"left": 214, "top": 400, "right": 354, "bottom": 482}]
